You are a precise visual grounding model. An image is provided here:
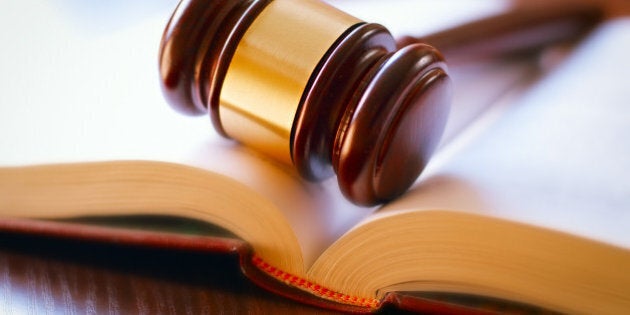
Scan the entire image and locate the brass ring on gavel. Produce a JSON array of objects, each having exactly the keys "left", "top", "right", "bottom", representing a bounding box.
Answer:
[{"left": 159, "top": 0, "right": 451, "bottom": 206}]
